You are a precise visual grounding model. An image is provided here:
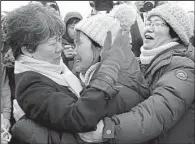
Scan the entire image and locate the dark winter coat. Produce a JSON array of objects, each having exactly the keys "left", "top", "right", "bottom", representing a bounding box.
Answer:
[{"left": 103, "top": 44, "right": 195, "bottom": 144}]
